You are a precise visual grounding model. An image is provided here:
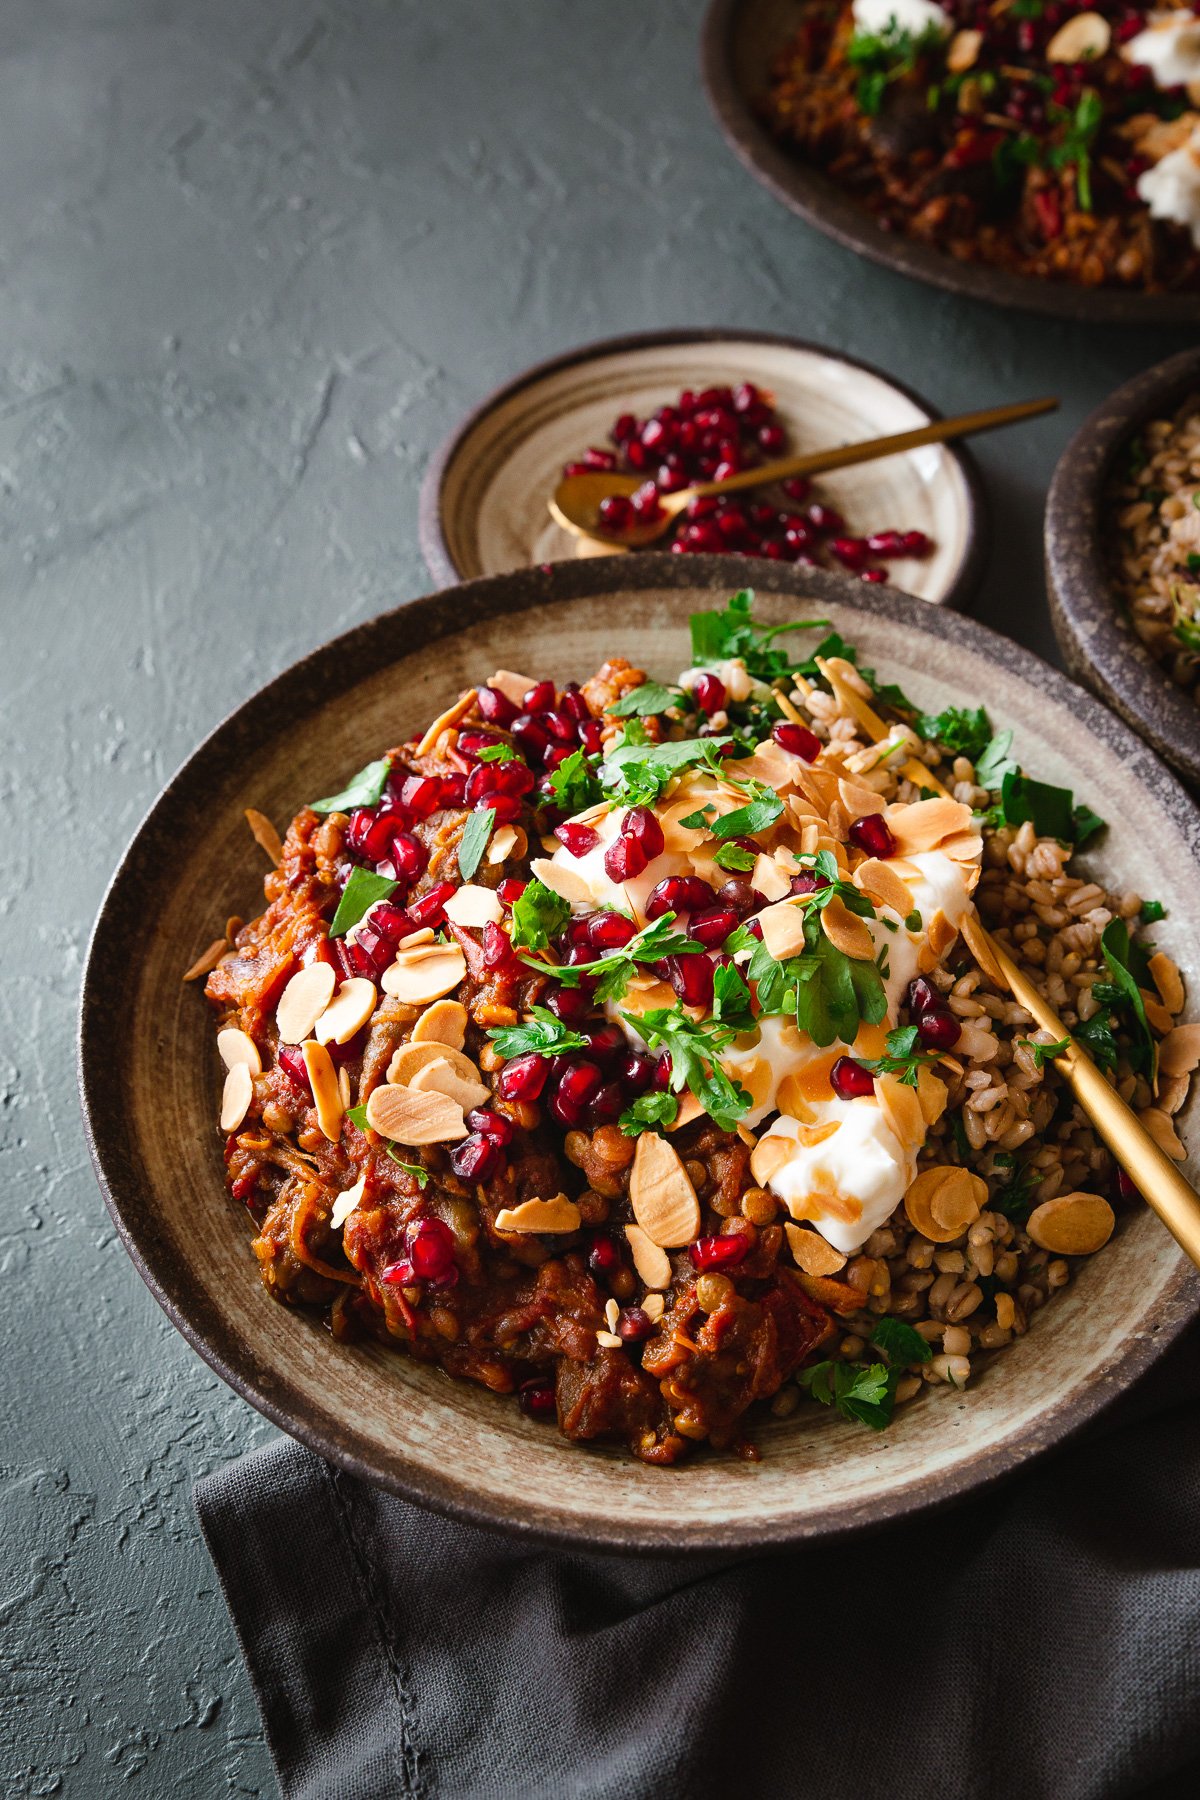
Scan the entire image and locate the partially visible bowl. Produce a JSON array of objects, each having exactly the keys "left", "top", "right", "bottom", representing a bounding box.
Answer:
[
  {"left": 1046, "top": 349, "right": 1200, "bottom": 791},
  {"left": 81, "top": 555, "right": 1200, "bottom": 1553}
]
